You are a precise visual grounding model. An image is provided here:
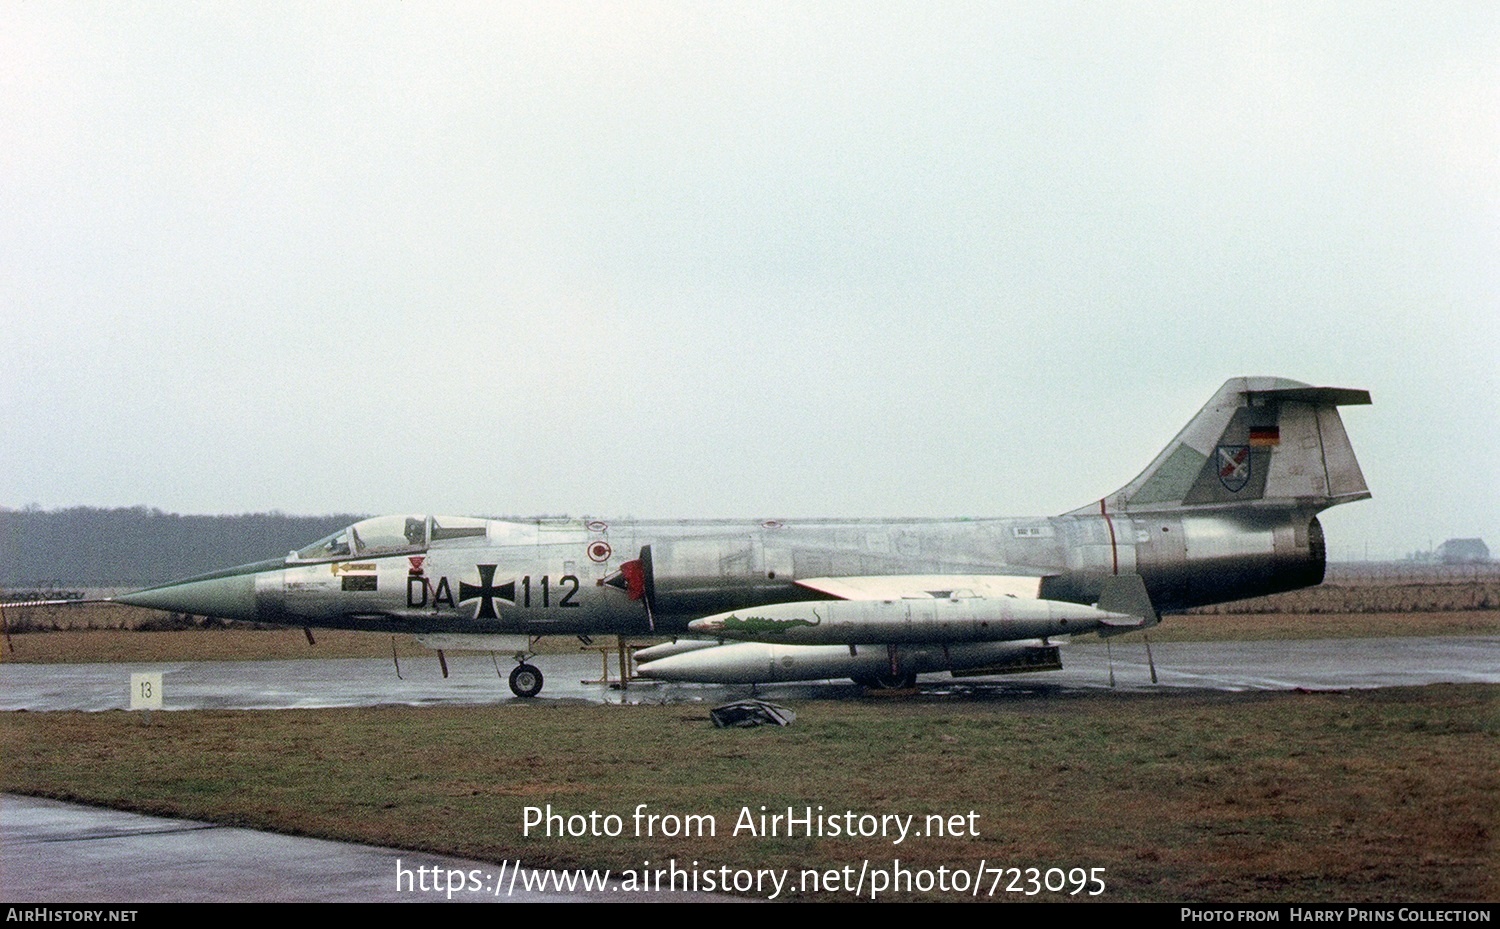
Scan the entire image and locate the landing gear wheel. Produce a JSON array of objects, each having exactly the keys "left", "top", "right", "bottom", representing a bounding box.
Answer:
[
  {"left": 864, "top": 671, "right": 917, "bottom": 690},
  {"left": 509, "top": 663, "right": 544, "bottom": 698}
]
